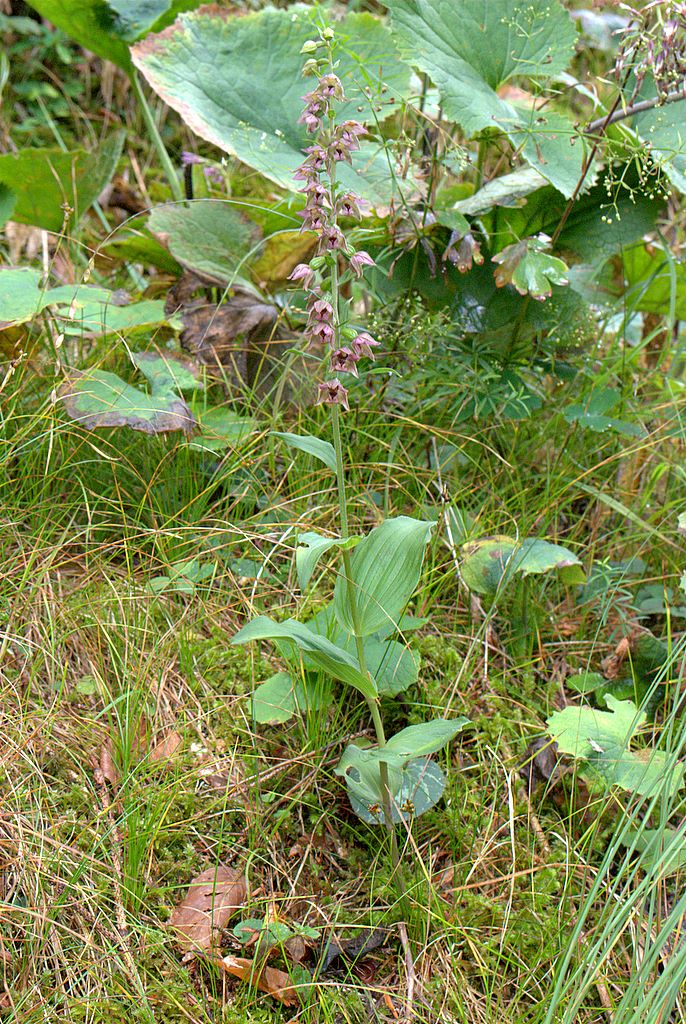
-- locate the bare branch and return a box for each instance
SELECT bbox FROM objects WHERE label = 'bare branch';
[584,86,686,136]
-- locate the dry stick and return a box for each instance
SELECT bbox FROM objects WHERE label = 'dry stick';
[583,86,686,136]
[397,921,416,1020]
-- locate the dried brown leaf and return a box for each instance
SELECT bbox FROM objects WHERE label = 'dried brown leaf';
[170,865,247,953]
[217,955,299,1006]
[149,730,182,764]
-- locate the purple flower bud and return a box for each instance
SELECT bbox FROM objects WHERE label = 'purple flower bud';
[298,207,326,232]
[330,347,360,377]
[308,321,335,345]
[322,226,345,250]
[307,297,334,322]
[351,332,380,359]
[181,151,202,166]
[329,140,352,164]
[318,74,345,100]
[316,378,349,410]
[299,111,321,134]
[349,250,375,277]
[305,145,327,170]
[336,192,362,218]
[299,181,328,203]
[288,263,316,289]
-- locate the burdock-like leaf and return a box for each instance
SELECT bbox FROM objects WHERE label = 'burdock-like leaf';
[149,201,261,283]
[132,6,411,203]
[389,0,584,196]
[492,236,569,299]
[60,353,200,434]
[461,536,585,596]
[0,134,123,231]
[547,695,684,797]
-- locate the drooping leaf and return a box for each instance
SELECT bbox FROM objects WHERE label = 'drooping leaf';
[304,607,421,696]
[0,269,177,334]
[461,536,585,596]
[389,0,584,196]
[26,0,203,66]
[492,236,569,300]
[272,432,337,474]
[295,532,361,591]
[332,517,434,637]
[563,387,643,437]
[361,638,420,697]
[231,616,377,700]
[547,695,684,797]
[148,201,261,283]
[132,6,412,203]
[385,717,470,759]
[59,353,199,434]
[0,134,124,231]
[450,167,548,217]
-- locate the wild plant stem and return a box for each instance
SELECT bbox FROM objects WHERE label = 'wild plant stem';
[131,72,184,204]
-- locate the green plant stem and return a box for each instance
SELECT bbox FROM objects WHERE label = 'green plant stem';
[131,72,184,204]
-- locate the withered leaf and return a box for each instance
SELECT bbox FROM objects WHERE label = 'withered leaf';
[149,730,182,764]
[217,955,300,1006]
[170,865,247,953]
[319,927,387,973]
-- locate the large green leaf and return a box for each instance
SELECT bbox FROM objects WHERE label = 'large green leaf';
[461,536,585,596]
[132,6,412,202]
[563,388,643,437]
[148,201,261,283]
[333,517,434,637]
[385,718,469,758]
[389,0,584,196]
[492,236,569,300]
[107,0,203,42]
[547,695,684,797]
[231,616,378,700]
[0,134,123,231]
[304,606,420,696]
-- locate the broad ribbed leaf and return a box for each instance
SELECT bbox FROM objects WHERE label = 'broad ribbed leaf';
[132,6,411,202]
[251,672,330,725]
[232,616,377,700]
[389,0,584,196]
[333,516,434,636]
[148,201,261,282]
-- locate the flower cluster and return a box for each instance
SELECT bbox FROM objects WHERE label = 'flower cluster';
[287,44,380,412]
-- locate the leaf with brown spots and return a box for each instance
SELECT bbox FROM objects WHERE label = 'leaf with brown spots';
[170,865,247,953]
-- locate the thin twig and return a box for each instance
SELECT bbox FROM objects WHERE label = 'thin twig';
[584,86,686,135]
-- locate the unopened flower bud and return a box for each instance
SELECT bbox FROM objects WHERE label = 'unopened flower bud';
[350,332,380,359]
[300,40,319,54]
[349,250,375,277]
[288,263,316,289]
